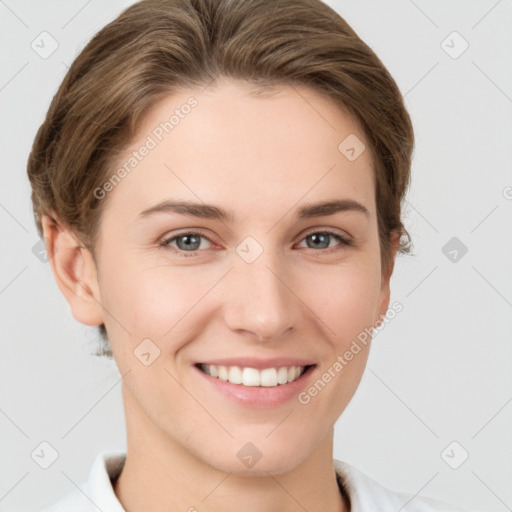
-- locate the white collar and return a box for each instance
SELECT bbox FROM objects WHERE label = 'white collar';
[43,450,471,512]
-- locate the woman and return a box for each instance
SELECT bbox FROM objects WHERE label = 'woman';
[27,0,475,510]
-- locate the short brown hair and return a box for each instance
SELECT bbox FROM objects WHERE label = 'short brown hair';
[27,0,414,358]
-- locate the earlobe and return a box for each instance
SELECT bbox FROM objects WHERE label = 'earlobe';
[41,213,104,327]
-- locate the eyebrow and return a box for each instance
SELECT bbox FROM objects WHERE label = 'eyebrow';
[137,198,370,222]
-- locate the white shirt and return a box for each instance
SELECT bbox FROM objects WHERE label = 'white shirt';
[41,451,475,512]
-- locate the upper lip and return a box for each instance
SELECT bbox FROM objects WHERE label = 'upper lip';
[196,358,316,370]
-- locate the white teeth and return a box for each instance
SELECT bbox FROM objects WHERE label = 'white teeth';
[228,366,243,384]
[242,367,260,386]
[260,368,277,387]
[218,365,229,381]
[277,366,289,384]
[200,364,307,387]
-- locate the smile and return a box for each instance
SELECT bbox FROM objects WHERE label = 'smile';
[198,363,311,387]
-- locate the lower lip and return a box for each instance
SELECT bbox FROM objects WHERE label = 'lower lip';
[193,365,316,408]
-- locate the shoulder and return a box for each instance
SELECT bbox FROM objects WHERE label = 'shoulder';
[334,459,475,512]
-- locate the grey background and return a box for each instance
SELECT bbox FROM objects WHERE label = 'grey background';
[1,1,511,511]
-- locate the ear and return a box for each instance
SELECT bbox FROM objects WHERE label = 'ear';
[376,230,401,326]
[41,213,104,327]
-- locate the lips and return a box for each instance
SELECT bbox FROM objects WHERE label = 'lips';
[193,361,317,408]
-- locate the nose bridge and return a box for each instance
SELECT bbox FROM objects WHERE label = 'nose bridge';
[225,246,297,341]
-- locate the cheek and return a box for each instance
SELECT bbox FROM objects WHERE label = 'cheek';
[98,240,382,354]
[99,257,216,340]
[304,258,382,341]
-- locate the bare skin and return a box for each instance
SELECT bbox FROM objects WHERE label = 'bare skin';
[43,76,399,512]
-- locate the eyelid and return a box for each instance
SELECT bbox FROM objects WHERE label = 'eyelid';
[159,229,215,247]
[159,226,354,255]
[298,226,353,244]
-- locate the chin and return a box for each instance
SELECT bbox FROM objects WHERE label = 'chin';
[199,438,312,477]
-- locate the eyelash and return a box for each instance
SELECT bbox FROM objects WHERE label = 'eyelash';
[159,229,353,258]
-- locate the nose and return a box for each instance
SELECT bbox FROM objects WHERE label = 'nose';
[222,252,300,342]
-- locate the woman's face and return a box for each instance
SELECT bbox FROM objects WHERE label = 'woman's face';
[89,77,394,474]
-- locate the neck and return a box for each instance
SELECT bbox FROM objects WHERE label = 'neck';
[113,390,349,512]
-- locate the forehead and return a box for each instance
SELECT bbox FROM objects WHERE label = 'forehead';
[104,77,376,222]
